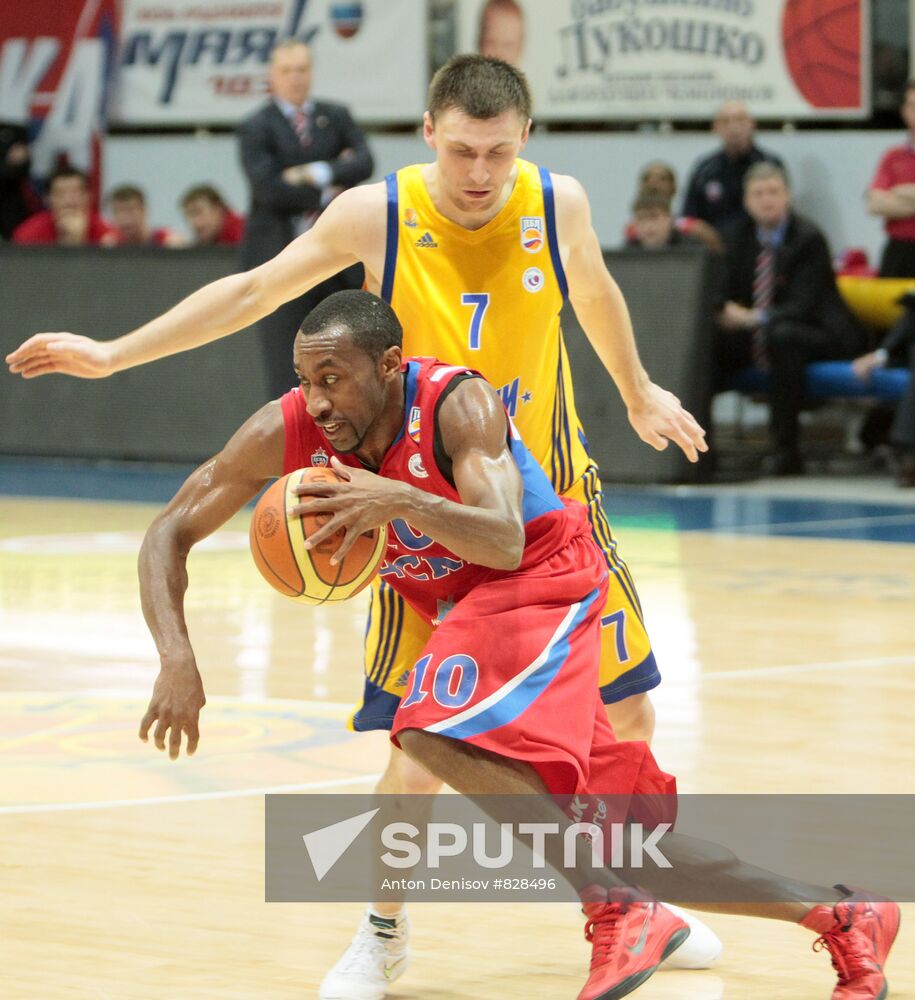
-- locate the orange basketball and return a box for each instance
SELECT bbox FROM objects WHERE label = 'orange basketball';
[249,467,387,605]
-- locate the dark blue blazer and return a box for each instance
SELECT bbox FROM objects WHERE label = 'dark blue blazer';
[237,98,373,268]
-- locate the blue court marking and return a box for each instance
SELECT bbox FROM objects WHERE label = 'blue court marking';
[2,458,914,544]
[0,457,196,504]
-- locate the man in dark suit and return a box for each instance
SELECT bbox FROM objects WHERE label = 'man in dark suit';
[682,102,784,233]
[716,162,866,475]
[238,39,373,398]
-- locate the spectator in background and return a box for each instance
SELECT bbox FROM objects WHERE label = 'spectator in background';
[627,191,701,249]
[0,121,35,240]
[180,185,244,246]
[237,38,373,399]
[477,0,525,67]
[682,101,784,233]
[866,80,915,277]
[12,165,116,246]
[625,161,722,252]
[715,163,866,476]
[109,185,183,247]
[853,295,915,486]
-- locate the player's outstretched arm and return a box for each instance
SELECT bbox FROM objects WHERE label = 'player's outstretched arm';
[5,184,380,380]
[294,380,526,570]
[556,174,708,463]
[138,402,284,759]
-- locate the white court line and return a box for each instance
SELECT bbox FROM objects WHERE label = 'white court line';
[5,656,914,814]
[703,653,915,682]
[0,691,356,712]
[0,772,382,816]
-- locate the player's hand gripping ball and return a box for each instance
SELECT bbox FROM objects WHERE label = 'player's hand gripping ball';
[250,467,387,604]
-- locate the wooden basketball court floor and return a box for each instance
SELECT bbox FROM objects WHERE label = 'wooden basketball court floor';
[1,460,914,999]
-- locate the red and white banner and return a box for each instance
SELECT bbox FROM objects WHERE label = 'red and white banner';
[0,0,118,182]
[111,0,427,125]
[0,0,873,136]
[460,0,871,121]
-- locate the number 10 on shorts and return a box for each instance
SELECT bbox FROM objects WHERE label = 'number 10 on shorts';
[402,653,480,709]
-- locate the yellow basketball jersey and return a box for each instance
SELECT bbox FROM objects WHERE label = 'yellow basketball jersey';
[381,158,590,493]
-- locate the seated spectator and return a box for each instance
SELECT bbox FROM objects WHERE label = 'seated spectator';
[0,120,36,240]
[852,293,915,486]
[866,80,915,277]
[715,162,866,475]
[12,165,116,246]
[683,101,784,233]
[180,185,244,245]
[108,185,183,247]
[624,161,722,252]
[627,191,701,249]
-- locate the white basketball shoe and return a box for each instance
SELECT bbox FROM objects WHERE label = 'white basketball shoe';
[657,904,723,969]
[319,909,410,1000]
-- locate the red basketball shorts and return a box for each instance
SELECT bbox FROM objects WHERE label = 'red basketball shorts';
[391,530,675,802]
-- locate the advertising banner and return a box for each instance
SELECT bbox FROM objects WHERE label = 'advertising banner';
[0,0,118,179]
[112,0,428,125]
[461,0,871,121]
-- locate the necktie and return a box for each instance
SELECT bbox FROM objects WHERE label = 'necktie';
[292,109,311,147]
[751,244,775,369]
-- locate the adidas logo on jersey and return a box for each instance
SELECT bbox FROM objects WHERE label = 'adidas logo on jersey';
[415,231,438,248]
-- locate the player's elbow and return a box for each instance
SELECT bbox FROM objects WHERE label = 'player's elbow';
[141,512,192,563]
[490,522,525,571]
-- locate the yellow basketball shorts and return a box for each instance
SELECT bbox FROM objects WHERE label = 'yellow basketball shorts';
[351,462,660,731]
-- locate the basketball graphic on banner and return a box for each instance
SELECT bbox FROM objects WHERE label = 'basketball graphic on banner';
[781,0,861,109]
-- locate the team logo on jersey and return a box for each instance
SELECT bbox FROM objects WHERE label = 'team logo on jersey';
[415,231,438,248]
[408,406,422,442]
[520,216,544,253]
[433,596,456,625]
[522,266,544,293]
[403,208,418,228]
[311,447,329,466]
[408,453,429,479]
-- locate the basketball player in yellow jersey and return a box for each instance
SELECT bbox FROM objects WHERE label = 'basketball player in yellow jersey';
[8,55,719,991]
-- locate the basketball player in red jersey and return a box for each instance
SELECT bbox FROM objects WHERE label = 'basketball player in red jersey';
[10,55,715,982]
[136,292,899,1000]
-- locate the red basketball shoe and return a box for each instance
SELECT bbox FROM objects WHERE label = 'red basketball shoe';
[577,890,690,1000]
[801,885,901,1000]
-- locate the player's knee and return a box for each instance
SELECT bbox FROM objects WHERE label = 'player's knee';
[605,693,656,743]
[380,737,444,795]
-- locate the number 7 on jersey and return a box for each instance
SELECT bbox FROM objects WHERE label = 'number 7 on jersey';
[461,292,490,350]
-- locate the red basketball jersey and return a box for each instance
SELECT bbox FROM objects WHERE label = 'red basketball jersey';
[281,357,594,626]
